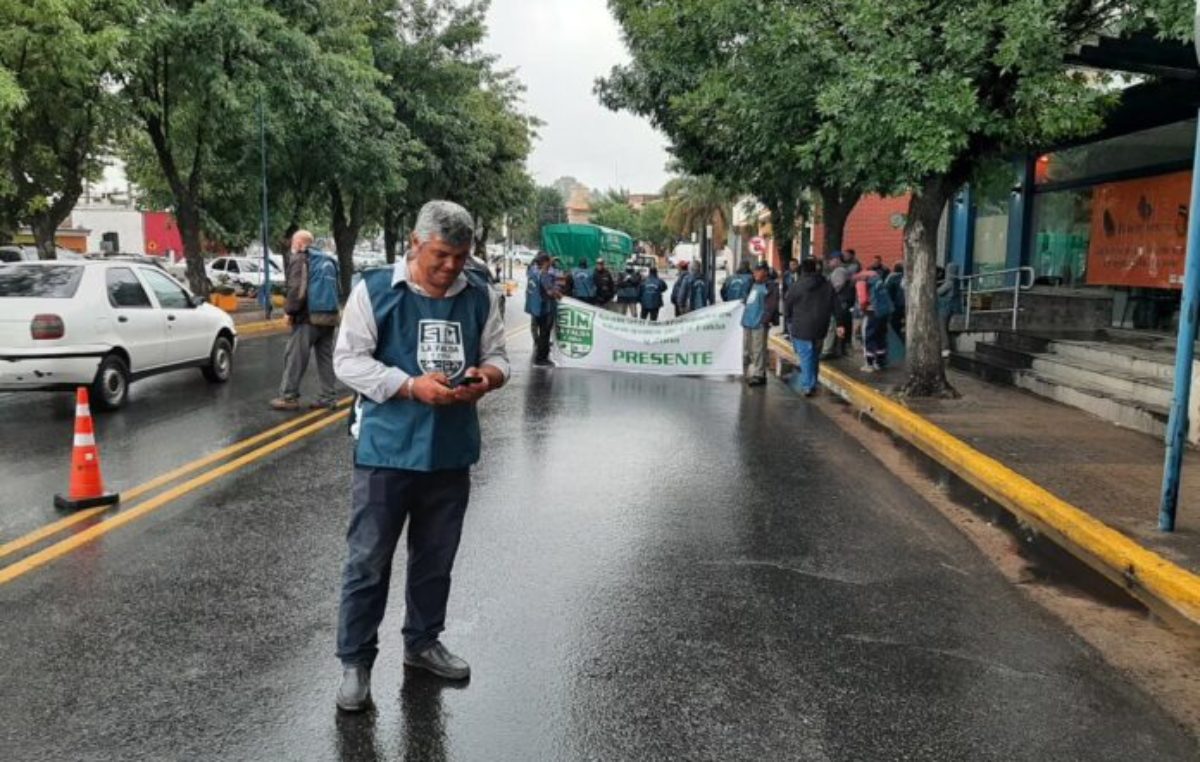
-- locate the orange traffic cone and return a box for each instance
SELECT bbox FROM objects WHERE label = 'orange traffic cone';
[53,387,120,511]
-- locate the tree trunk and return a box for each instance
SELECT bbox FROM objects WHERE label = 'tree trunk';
[176,202,209,297]
[818,186,855,257]
[32,218,60,260]
[330,183,362,298]
[474,222,490,261]
[383,207,401,264]
[29,179,83,261]
[901,175,957,398]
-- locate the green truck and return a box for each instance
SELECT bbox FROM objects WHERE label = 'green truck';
[540,223,634,270]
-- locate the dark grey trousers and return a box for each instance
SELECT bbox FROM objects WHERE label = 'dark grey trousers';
[279,322,336,402]
[336,467,471,667]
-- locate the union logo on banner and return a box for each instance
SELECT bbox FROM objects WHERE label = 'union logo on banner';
[555,304,595,359]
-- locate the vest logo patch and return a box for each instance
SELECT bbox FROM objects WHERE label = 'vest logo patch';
[418,320,466,378]
[555,304,594,359]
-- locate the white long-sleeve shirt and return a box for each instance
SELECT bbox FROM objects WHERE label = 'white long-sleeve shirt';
[333,258,510,404]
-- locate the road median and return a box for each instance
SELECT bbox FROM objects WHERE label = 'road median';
[769,335,1200,630]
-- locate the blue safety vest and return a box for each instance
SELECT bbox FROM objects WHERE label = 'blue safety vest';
[572,268,596,299]
[689,277,710,311]
[355,269,490,472]
[742,282,767,329]
[724,273,751,302]
[525,267,543,317]
[640,276,666,310]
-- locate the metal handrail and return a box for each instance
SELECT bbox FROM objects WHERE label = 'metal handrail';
[962,266,1035,331]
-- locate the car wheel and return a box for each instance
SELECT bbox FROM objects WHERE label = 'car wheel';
[201,335,234,383]
[91,354,130,411]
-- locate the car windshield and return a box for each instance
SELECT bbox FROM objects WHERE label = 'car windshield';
[0,265,85,298]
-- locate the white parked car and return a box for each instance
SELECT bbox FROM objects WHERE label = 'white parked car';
[0,260,237,409]
[206,256,285,295]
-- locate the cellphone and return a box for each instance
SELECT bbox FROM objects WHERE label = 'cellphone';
[460,376,484,386]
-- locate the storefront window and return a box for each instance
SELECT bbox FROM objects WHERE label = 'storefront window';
[1031,188,1092,286]
[972,161,1013,289]
[1036,119,1197,187]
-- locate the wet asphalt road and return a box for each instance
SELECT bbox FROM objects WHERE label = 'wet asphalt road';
[1,312,1197,760]
[0,331,331,540]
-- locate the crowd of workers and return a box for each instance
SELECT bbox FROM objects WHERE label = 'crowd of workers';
[523,247,964,384]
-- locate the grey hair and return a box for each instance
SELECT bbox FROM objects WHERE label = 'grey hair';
[413,200,474,249]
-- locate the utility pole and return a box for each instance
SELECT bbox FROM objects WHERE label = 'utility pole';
[257,95,272,320]
[1157,2,1200,532]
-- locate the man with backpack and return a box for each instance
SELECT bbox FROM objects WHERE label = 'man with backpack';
[689,265,712,312]
[271,229,340,411]
[855,270,894,372]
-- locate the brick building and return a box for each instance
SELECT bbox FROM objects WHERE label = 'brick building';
[811,194,911,266]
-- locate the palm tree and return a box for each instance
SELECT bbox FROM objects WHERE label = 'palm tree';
[661,175,735,250]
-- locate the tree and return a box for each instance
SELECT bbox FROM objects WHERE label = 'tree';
[599,0,864,264]
[635,199,675,256]
[116,0,322,294]
[589,188,638,235]
[0,0,123,257]
[512,185,565,247]
[808,1,1182,396]
[661,175,733,250]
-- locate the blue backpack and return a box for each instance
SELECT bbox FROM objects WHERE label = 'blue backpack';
[869,276,894,319]
[572,269,596,299]
[306,249,340,313]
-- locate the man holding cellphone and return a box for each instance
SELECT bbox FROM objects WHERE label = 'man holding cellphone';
[331,200,509,712]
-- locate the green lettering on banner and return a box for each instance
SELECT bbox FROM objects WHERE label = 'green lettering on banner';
[610,350,716,367]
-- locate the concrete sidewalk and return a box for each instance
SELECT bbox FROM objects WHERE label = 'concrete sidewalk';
[831,361,1200,575]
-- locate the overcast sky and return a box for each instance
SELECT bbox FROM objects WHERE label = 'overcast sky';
[484,0,673,195]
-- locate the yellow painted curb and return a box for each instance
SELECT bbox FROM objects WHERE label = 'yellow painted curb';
[769,335,1200,629]
[235,317,289,337]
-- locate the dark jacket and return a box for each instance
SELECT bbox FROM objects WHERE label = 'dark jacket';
[284,250,309,324]
[784,273,839,341]
[594,267,616,304]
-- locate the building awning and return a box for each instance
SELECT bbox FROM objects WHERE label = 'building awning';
[1066,31,1198,81]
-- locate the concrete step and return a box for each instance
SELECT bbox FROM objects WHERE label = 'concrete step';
[1029,353,1174,410]
[973,339,1174,409]
[975,341,1035,370]
[1014,370,1170,441]
[949,351,1020,385]
[992,331,1052,354]
[1048,339,1182,384]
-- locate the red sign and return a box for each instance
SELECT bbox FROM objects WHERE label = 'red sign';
[1087,170,1191,289]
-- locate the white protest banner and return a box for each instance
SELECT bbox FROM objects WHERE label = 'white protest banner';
[551,297,745,376]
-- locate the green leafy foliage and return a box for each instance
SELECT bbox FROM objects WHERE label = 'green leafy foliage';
[0,0,126,253]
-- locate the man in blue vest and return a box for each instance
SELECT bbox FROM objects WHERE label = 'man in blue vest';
[331,200,510,712]
[742,262,779,386]
[525,257,544,346]
[571,259,597,303]
[533,253,562,365]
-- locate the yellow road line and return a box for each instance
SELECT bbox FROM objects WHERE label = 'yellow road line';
[768,334,1200,629]
[0,398,351,561]
[1,324,526,566]
[0,409,350,586]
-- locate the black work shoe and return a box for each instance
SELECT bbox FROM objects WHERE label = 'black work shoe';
[404,642,471,681]
[336,665,372,712]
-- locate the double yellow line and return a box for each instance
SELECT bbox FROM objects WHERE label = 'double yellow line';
[0,322,529,586]
[0,400,351,585]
